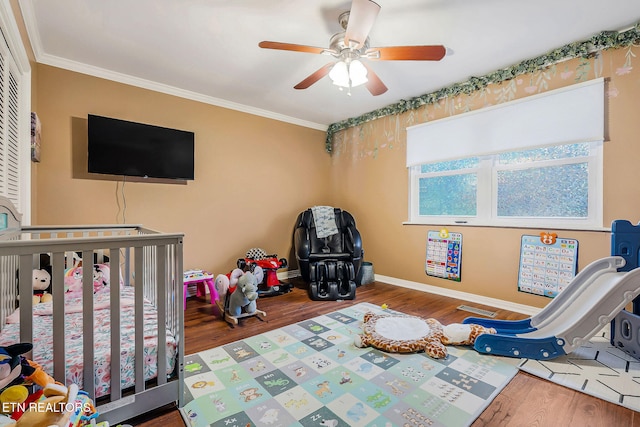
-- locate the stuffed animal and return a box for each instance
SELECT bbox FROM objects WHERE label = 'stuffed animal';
[63,263,112,295]
[227,272,259,317]
[252,266,264,285]
[0,359,57,407]
[32,269,52,305]
[13,383,79,427]
[214,268,244,300]
[0,342,94,426]
[0,343,35,393]
[0,343,41,420]
[354,312,497,359]
[23,360,57,389]
[1,382,97,427]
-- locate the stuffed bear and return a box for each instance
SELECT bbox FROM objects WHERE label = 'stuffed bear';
[227,272,259,317]
[31,269,52,304]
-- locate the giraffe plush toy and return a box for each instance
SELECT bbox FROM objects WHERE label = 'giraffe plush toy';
[354,312,496,359]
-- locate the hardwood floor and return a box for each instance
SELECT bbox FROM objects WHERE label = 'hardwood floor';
[129,279,639,427]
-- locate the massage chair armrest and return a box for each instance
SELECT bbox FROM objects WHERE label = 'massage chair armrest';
[339,210,362,259]
[294,226,311,260]
[344,225,363,259]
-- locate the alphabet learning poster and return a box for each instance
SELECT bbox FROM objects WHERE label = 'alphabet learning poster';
[518,234,579,298]
[425,229,462,281]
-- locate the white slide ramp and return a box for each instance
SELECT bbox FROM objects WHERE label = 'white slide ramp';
[468,256,640,359]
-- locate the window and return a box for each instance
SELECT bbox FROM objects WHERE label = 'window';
[409,142,602,228]
[0,3,31,218]
[406,79,605,229]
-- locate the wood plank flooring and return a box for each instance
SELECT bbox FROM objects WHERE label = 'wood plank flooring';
[129,279,639,427]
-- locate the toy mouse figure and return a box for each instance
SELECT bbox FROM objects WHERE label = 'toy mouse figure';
[32,268,52,304]
[0,343,34,392]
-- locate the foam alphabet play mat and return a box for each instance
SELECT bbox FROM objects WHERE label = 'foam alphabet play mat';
[180,302,519,427]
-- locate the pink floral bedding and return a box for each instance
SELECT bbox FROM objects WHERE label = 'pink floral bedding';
[0,287,177,398]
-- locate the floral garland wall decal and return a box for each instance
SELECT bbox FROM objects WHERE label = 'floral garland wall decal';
[325,22,640,153]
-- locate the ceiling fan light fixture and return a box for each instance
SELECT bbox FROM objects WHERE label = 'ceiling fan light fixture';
[329,61,350,87]
[349,59,368,86]
[329,59,368,90]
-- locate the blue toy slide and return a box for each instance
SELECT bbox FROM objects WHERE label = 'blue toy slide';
[463,256,640,360]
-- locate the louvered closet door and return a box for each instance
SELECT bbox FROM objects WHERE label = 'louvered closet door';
[0,1,31,218]
[0,35,22,211]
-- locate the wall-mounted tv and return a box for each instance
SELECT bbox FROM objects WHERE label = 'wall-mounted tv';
[88,114,195,180]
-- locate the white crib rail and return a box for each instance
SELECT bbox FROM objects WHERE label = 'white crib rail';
[0,225,184,425]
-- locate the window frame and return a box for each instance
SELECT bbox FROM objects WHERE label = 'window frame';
[408,141,604,230]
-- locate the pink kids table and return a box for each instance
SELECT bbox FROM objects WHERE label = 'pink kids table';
[183,270,218,310]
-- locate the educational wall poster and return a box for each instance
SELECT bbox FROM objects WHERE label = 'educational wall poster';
[425,229,462,281]
[518,233,579,298]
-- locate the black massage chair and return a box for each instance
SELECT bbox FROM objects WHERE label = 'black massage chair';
[293,207,363,300]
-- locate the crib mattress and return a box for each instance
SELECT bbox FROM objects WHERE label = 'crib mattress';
[0,287,177,398]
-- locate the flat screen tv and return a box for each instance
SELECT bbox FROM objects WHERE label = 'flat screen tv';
[88,114,195,180]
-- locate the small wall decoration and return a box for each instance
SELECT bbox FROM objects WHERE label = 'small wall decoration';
[425,229,462,281]
[518,233,579,298]
[31,112,41,162]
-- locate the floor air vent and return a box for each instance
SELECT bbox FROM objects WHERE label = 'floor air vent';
[457,305,497,318]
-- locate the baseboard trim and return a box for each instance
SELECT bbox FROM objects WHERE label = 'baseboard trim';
[374,274,541,316]
[280,269,301,280]
[280,269,539,316]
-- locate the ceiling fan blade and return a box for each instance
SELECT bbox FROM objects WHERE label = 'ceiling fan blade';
[344,0,381,49]
[366,45,447,61]
[294,62,336,90]
[259,41,327,55]
[362,63,387,96]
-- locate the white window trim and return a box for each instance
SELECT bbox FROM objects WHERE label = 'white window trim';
[0,2,31,222]
[407,141,604,230]
[405,78,606,230]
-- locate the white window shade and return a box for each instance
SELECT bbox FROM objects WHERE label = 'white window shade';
[406,78,605,167]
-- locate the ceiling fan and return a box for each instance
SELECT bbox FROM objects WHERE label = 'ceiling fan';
[258,0,446,96]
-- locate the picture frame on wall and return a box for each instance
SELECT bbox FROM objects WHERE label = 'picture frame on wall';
[31,112,41,162]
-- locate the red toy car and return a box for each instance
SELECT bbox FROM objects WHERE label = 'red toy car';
[237,248,292,297]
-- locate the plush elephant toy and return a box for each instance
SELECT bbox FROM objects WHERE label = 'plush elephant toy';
[214,268,244,300]
[227,272,259,317]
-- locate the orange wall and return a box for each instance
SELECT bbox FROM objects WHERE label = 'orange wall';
[30,46,640,308]
[32,65,331,273]
[329,47,640,308]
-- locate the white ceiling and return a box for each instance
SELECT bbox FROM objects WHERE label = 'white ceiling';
[17,0,640,130]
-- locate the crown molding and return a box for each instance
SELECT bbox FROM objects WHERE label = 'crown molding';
[17,0,327,132]
[39,53,328,131]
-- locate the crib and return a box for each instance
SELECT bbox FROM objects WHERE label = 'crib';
[0,196,184,424]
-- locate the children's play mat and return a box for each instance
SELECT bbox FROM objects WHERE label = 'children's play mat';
[180,302,519,427]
